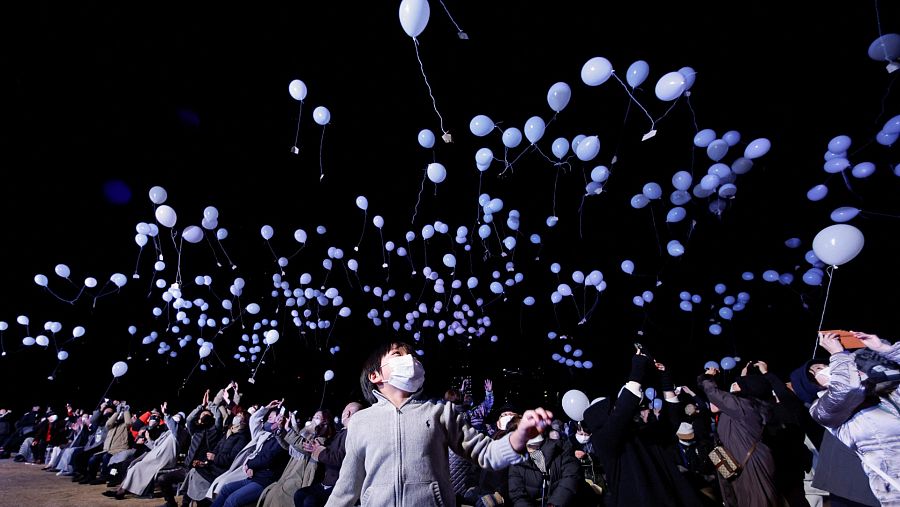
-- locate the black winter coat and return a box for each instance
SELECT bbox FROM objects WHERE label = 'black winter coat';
[508,438,583,507]
[582,388,703,507]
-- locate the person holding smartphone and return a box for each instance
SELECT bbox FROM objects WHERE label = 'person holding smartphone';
[810,331,900,505]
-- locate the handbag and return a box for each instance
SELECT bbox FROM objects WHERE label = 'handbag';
[708,440,759,480]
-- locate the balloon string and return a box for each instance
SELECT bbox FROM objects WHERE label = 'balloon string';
[437,0,467,37]
[413,38,447,136]
[612,74,654,130]
[133,246,144,278]
[551,168,561,218]
[205,234,223,268]
[379,229,388,269]
[293,101,304,150]
[649,206,663,257]
[98,377,116,408]
[318,380,328,411]
[412,169,427,224]
[812,265,836,358]
[653,98,681,126]
[355,211,367,251]
[862,209,900,219]
[406,241,417,274]
[686,93,700,133]
[174,232,184,286]
[875,71,898,125]
[319,125,327,182]
[217,238,237,269]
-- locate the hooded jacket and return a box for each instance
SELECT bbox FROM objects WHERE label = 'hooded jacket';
[325,390,524,507]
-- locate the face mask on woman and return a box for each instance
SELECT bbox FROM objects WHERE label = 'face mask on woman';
[576,434,590,444]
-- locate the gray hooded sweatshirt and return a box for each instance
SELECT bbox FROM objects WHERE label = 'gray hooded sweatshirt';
[326,391,524,507]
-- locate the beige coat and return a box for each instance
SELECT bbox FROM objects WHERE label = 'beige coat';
[103,409,132,455]
[257,428,323,507]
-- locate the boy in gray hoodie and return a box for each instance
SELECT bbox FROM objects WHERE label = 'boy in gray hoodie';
[325,341,552,507]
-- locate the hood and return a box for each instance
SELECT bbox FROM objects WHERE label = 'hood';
[581,398,611,433]
[789,359,827,405]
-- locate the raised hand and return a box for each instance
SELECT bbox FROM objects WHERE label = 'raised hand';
[853,331,891,353]
[484,379,493,392]
[754,361,768,374]
[818,332,844,355]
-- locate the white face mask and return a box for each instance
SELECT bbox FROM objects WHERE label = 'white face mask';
[527,435,544,446]
[575,434,590,444]
[48,415,58,423]
[312,416,323,426]
[497,414,514,431]
[383,354,425,393]
[814,366,831,386]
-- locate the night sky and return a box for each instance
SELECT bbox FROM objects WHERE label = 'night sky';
[1,1,898,418]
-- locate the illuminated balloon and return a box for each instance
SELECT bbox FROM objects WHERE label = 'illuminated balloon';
[148,186,168,205]
[324,370,335,381]
[581,56,613,86]
[812,224,864,266]
[112,361,129,378]
[654,71,686,101]
[417,129,435,149]
[547,82,572,112]
[469,115,494,137]
[313,106,331,125]
[288,79,307,101]
[398,0,430,38]
[626,60,650,88]
[427,163,447,184]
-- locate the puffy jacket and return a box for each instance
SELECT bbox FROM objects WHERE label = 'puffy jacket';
[508,438,582,507]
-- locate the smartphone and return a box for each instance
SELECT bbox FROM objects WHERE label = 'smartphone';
[820,330,865,349]
[279,407,286,416]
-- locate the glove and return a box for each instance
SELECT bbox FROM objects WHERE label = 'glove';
[628,355,651,383]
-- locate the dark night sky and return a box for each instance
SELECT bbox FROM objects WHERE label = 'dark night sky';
[0,2,898,417]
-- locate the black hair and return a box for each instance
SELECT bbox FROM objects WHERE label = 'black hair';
[359,341,416,404]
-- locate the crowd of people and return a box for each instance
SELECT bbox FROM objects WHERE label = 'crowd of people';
[0,330,898,507]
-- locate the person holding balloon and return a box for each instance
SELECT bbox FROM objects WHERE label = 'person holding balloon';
[581,350,703,507]
[324,341,554,507]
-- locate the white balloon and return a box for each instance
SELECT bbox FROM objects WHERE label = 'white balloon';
[581,56,613,86]
[654,71,687,101]
[111,361,129,378]
[417,129,435,149]
[111,273,127,288]
[73,326,85,338]
[55,264,71,278]
[36,335,49,347]
[182,226,203,244]
[398,0,430,38]
[575,135,600,161]
[324,369,335,381]
[57,351,69,361]
[84,277,97,288]
[562,389,590,421]
[246,303,261,315]
[812,224,865,266]
[148,185,168,205]
[427,163,447,184]
[469,115,494,137]
[313,106,331,125]
[261,225,274,240]
[288,79,308,101]
[547,82,572,112]
[155,204,177,228]
[34,274,48,287]
[135,233,148,247]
